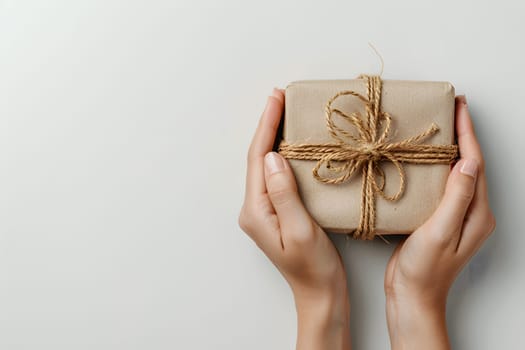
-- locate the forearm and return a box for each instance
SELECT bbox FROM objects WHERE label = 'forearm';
[294,288,351,350]
[386,297,449,350]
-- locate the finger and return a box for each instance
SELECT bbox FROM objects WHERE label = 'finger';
[454,96,495,254]
[455,96,483,165]
[455,180,496,258]
[245,89,285,197]
[455,200,496,259]
[455,96,490,205]
[422,158,478,247]
[272,88,285,103]
[264,152,314,244]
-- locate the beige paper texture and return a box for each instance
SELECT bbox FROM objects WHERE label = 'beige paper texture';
[281,79,455,234]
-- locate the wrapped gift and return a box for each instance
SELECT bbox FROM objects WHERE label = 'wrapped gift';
[278,75,458,239]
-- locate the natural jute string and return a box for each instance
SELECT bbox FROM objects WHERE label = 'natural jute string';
[278,75,458,240]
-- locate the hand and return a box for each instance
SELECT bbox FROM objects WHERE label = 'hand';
[384,96,496,350]
[239,89,351,350]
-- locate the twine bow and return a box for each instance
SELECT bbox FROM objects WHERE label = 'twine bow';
[278,75,458,240]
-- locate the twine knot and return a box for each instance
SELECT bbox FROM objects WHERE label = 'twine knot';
[278,75,458,240]
[359,143,381,161]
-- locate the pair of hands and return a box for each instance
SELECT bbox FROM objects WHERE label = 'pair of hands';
[238,89,495,350]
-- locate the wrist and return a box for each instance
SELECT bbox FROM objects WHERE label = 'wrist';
[294,287,351,350]
[386,294,449,350]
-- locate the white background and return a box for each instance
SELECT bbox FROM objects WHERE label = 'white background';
[2,0,524,349]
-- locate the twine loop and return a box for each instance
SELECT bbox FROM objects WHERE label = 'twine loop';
[278,75,458,240]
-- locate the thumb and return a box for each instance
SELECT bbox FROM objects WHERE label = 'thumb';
[425,158,479,239]
[264,152,313,235]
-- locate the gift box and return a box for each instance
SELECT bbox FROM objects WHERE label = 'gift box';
[277,76,458,239]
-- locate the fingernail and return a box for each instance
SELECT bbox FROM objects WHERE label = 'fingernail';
[460,158,478,178]
[265,152,285,175]
[458,95,467,105]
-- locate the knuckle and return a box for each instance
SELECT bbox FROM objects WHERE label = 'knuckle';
[238,205,256,233]
[287,222,317,246]
[477,157,486,172]
[383,266,396,297]
[384,279,396,299]
[469,208,496,238]
[267,180,296,206]
[455,182,475,203]
[486,212,497,235]
[458,190,475,204]
[237,212,249,233]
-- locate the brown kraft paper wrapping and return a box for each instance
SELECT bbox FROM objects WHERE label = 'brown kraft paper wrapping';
[279,78,456,236]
